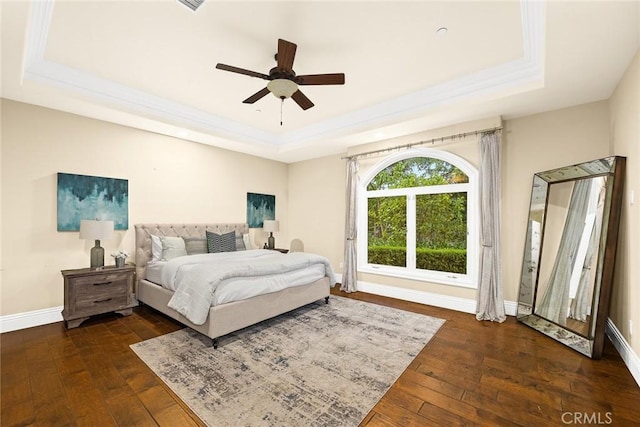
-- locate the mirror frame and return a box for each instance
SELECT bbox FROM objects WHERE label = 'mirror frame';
[517,156,626,358]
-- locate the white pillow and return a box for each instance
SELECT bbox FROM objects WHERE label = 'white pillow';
[242,233,253,250]
[150,235,162,261]
[159,236,187,260]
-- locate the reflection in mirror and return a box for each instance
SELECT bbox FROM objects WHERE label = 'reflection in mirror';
[517,156,625,359]
[534,177,606,337]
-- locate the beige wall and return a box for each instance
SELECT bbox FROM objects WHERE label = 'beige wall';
[609,51,639,356]
[289,103,611,306]
[0,99,289,316]
[0,100,3,296]
[288,154,346,267]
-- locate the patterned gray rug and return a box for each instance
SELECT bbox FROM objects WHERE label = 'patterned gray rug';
[131,296,444,427]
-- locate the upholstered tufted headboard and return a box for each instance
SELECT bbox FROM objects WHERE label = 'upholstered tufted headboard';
[134,223,249,283]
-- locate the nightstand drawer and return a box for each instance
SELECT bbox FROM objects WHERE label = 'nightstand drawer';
[74,278,130,313]
[70,271,130,287]
[74,293,130,316]
[73,275,129,297]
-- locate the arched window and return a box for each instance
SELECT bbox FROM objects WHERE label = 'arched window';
[358,149,479,288]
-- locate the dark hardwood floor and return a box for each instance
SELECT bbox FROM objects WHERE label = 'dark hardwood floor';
[2,288,639,426]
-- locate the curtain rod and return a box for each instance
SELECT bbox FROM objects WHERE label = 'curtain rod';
[342,126,503,161]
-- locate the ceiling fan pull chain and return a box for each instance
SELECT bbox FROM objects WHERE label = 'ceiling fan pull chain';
[280,98,284,126]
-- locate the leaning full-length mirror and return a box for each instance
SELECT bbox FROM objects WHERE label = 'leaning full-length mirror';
[517,156,625,358]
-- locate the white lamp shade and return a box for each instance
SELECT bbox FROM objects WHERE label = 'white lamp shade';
[79,219,114,241]
[267,79,298,99]
[263,220,280,233]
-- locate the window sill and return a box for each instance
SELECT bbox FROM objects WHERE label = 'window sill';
[358,265,477,289]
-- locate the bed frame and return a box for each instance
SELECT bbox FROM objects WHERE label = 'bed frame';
[134,223,331,347]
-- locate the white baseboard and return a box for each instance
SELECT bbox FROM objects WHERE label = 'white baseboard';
[606,318,640,387]
[335,274,518,316]
[358,280,478,313]
[0,306,64,333]
[504,300,518,316]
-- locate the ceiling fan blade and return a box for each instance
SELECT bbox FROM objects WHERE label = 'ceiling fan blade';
[216,63,269,80]
[243,87,271,104]
[296,73,345,85]
[291,89,314,110]
[277,39,297,71]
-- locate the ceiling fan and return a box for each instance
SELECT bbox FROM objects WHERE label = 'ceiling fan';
[215,39,345,111]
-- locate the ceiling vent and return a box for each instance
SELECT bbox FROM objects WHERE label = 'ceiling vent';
[177,0,204,12]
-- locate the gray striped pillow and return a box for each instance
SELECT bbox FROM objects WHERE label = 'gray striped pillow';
[182,237,207,255]
[206,231,236,253]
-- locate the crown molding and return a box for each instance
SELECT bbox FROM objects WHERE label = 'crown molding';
[23,0,545,157]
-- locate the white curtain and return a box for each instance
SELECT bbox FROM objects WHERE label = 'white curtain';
[569,222,598,322]
[341,159,359,293]
[569,178,605,321]
[476,132,506,322]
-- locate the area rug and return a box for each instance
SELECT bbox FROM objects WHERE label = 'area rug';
[131,296,445,427]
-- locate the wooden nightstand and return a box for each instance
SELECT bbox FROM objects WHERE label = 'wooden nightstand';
[271,248,289,254]
[61,265,136,328]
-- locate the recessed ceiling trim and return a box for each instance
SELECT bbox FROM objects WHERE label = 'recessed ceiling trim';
[521,0,546,67]
[23,0,54,69]
[23,0,545,153]
[24,59,276,146]
[277,54,544,150]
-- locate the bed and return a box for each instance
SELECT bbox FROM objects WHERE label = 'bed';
[134,223,334,347]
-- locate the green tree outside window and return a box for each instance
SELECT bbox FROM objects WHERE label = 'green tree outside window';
[367,157,468,274]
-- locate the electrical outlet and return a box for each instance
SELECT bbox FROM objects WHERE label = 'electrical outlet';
[339,262,344,269]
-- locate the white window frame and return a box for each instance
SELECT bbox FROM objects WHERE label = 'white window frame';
[357,148,479,289]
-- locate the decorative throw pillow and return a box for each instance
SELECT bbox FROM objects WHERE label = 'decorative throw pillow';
[150,235,163,261]
[159,236,187,260]
[206,231,236,253]
[242,233,252,250]
[235,234,246,251]
[182,237,207,255]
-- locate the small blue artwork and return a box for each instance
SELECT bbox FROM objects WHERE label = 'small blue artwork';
[246,192,275,228]
[57,172,129,231]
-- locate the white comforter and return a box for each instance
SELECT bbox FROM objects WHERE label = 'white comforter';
[164,250,337,325]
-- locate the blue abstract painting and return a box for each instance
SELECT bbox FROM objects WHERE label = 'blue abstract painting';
[57,173,129,231]
[246,192,275,228]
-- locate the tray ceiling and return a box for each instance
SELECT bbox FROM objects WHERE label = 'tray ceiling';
[2,1,638,162]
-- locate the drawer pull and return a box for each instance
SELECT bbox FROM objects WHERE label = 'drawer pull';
[93,298,113,304]
[93,281,112,286]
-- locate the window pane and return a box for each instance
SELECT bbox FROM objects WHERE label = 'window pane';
[368,196,406,267]
[416,193,467,274]
[367,157,468,191]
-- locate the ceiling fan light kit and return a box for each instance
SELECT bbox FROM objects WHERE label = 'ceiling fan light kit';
[216,38,345,112]
[267,79,298,99]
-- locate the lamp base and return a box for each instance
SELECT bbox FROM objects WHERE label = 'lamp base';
[90,240,105,269]
[268,233,275,250]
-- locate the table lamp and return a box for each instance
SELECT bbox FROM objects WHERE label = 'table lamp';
[79,219,114,268]
[263,220,279,250]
